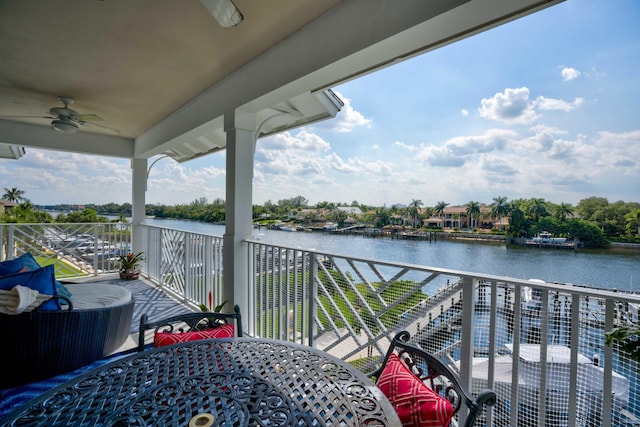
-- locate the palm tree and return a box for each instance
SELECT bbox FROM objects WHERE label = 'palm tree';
[527,198,548,221]
[434,201,449,229]
[2,187,26,203]
[491,196,509,231]
[553,202,574,222]
[466,201,481,229]
[407,199,423,228]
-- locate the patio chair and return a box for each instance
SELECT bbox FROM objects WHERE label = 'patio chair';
[137,304,242,351]
[369,331,496,427]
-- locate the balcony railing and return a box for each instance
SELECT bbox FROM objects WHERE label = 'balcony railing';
[1,222,131,278]
[3,222,640,426]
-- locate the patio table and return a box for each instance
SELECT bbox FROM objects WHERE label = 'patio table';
[0,337,401,426]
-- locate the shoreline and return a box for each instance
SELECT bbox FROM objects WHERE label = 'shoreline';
[309,226,640,252]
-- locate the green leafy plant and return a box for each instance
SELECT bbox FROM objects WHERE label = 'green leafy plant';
[118,252,145,272]
[199,300,227,313]
[605,325,640,362]
[198,300,228,329]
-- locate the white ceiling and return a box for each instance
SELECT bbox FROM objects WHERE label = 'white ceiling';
[0,0,563,162]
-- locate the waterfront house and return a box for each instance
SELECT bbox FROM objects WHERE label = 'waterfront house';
[0,200,17,217]
[4,2,637,426]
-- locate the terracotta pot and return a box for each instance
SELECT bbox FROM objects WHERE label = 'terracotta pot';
[119,270,140,280]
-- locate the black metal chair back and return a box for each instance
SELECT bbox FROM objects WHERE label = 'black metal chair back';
[369,331,496,427]
[137,304,242,351]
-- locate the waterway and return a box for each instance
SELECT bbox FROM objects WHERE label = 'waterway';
[145,218,640,292]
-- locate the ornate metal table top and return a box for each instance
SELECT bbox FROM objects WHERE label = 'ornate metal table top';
[1,338,401,426]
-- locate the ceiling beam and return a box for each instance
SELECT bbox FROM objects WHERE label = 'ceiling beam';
[0,119,134,158]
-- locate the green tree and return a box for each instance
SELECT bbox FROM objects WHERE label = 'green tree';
[407,199,423,228]
[434,201,449,229]
[2,187,26,203]
[526,198,548,221]
[57,208,108,223]
[576,197,609,221]
[565,219,608,248]
[491,196,509,231]
[466,201,481,229]
[373,207,390,228]
[625,209,640,237]
[327,209,347,225]
[553,202,574,222]
[507,203,528,237]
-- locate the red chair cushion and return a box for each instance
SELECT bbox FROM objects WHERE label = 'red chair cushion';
[377,353,454,427]
[153,324,234,347]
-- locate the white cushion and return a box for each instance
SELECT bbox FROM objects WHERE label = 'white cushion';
[64,284,132,309]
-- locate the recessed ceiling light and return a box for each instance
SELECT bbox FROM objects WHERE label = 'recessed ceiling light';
[200,0,243,28]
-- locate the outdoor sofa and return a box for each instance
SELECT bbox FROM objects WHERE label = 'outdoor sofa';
[0,253,134,388]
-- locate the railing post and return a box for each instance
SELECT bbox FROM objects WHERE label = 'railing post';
[308,253,318,348]
[602,298,614,427]
[567,295,581,427]
[92,223,99,276]
[7,225,15,259]
[184,232,193,304]
[458,274,475,425]
[0,224,4,261]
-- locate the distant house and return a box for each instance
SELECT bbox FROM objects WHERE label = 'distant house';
[288,208,329,222]
[439,204,501,229]
[336,206,363,216]
[0,200,17,216]
[423,217,443,228]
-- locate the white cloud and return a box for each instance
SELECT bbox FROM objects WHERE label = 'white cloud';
[536,96,583,112]
[392,141,418,152]
[417,129,518,167]
[330,91,373,133]
[461,109,469,116]
[479,87,539,124]
[561,67,581,81]
[479,87,583,125]
[259,130,331,153]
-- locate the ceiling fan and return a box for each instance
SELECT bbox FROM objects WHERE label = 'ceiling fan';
[1,96,119,134]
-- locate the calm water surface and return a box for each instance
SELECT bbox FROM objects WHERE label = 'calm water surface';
[146,218,640,291]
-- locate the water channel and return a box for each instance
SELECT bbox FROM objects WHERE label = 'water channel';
[145,218,640,292]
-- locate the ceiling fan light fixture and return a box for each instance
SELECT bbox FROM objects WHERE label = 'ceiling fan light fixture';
[200,0,243,28]
[52,118,78,134]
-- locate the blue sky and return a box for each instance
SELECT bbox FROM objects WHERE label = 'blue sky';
[2,0,639,208]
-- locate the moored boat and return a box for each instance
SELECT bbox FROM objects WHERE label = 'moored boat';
[459,343,630,426]
[525,231,576,249]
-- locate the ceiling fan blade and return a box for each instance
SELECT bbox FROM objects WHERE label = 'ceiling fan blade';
[0,114,55,119]
[79,121,120,135]
[73,113,103,122]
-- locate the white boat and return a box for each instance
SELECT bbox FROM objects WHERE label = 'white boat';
[322,222,338,231]
[527,231,571,245]
[460,343,630,425]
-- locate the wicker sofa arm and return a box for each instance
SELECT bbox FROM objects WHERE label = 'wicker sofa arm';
[0,286,134,388]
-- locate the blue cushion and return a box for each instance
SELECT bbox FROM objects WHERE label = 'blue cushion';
[0,253,71,303]
[0,265,60,310]
[0,256,25,276]
[0,252,40,276]
[20,252,41,271]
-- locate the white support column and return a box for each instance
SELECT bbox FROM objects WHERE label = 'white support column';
[131,158,147,255]
[223,109,256,318]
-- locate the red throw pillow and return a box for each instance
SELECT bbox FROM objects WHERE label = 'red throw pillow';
[153,324,234,347]
[377,353,454,427]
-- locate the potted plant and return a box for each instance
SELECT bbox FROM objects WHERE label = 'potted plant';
[118,252,145,280]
